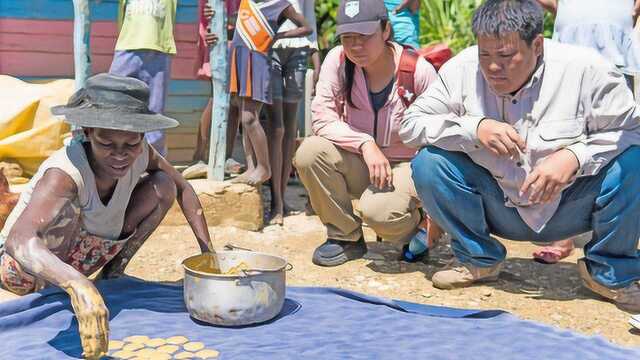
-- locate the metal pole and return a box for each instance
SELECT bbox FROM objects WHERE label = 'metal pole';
[72,0,91,89]
[207,0,230,181]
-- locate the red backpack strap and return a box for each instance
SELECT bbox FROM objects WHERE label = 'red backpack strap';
[397,45,420,108]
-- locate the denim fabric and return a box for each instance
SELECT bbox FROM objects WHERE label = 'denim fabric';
[110,49,171,156]
[412,146,640,288]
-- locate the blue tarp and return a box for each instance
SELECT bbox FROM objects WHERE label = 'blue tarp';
[0,277,637,359]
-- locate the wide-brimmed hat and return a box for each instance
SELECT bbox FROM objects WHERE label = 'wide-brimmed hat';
[51,73,179,133]
[335,0,389,37]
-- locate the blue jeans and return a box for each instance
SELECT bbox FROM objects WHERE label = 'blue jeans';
[412,146,640,289]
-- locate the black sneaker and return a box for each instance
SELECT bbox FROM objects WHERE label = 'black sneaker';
[312,237,367,267]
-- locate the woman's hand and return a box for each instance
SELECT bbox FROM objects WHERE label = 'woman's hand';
[361,141,393,190]
[63,280,110,360]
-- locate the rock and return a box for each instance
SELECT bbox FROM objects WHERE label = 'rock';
[551,313,563,321]
[354,276,366,282]
[481,289,493,297]
[420,293,433,299]
[161,180,264,231]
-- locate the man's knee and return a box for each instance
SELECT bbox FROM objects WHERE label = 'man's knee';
[411,146,453,190]
[149,170,177,207]
[613,146,640,185]
[293,136,334,172]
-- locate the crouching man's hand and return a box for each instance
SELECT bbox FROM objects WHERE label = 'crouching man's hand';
[520,149,580,204]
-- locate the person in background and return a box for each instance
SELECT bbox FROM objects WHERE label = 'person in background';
[532,0,640,264]
[109,0,177,157]
[182,0,244,180]
[384,0,421,49]
[266,0,321,225]
[402,0,640,312]
[228,0,312,186]
[294,0,438,267]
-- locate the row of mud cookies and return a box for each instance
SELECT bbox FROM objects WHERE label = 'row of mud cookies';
[106,335,220,359]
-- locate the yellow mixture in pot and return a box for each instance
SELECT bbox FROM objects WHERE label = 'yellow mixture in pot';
[184,253,250,275]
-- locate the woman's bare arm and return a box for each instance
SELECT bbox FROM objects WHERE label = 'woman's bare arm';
[274,6,312,40]
[5,169,109,360]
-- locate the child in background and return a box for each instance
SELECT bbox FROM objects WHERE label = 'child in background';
[109,0,177,157]
[229,0,312,186]
[183,0,244,180]
[266,0,320,225]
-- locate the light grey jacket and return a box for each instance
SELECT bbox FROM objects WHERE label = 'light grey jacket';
[400,40,640,232]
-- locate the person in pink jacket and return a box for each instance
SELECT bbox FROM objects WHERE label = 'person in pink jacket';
[294,0,438,267]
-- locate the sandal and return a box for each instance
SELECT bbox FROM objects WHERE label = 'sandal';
[224,158,245,175]
[532,244,573,264]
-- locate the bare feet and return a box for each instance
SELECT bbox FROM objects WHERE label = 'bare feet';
[230,167,271,186]
[268,212,284,226]
[283,203,303,216]
[269,200,285,226]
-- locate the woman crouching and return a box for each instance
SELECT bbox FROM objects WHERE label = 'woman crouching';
[0,74,214,359]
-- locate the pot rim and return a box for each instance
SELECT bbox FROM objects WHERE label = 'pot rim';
[182,250,288,279]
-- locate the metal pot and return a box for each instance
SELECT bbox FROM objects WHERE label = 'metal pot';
[182,250,290,326]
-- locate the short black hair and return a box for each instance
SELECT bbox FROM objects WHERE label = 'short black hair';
[472,0,544,45]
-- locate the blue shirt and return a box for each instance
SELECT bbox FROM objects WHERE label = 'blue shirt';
[384,0,420,49]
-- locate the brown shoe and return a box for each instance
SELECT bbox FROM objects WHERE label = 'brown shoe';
[432,259,502,290]
[577,258,640,312]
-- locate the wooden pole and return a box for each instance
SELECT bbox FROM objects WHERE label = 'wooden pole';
[207,0,230,181]
[72,0,91,90]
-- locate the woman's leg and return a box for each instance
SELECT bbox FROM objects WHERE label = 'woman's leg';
[100,171,177,278]
[267,99,286,225]
[231,98,271,185]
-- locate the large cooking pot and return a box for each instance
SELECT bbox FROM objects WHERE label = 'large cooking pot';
[182,249,290,326]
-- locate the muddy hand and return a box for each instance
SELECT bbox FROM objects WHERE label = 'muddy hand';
[63,280,109,359]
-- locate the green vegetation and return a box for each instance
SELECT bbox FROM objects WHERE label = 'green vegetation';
[315,0,555,54]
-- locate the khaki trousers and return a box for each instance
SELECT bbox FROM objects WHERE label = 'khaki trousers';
[294,136,421,242]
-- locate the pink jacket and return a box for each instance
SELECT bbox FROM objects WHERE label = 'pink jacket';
[311,42,438,161]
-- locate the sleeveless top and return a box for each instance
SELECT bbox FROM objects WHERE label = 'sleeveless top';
[0,140,149,245]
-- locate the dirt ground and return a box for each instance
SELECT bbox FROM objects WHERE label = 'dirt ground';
[0,181,638,349]
[123,182,640,350]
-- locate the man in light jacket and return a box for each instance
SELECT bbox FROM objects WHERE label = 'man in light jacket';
[400,0,640,312]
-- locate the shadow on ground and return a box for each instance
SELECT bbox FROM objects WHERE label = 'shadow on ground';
[365,237,591,302]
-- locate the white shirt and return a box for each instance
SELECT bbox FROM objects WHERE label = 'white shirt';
[400,40,640,232]
[273,0,319,50]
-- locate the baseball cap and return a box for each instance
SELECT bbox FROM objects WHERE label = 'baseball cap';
[335,0,389,37]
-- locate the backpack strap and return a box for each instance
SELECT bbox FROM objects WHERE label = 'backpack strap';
[397,45,420,108]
